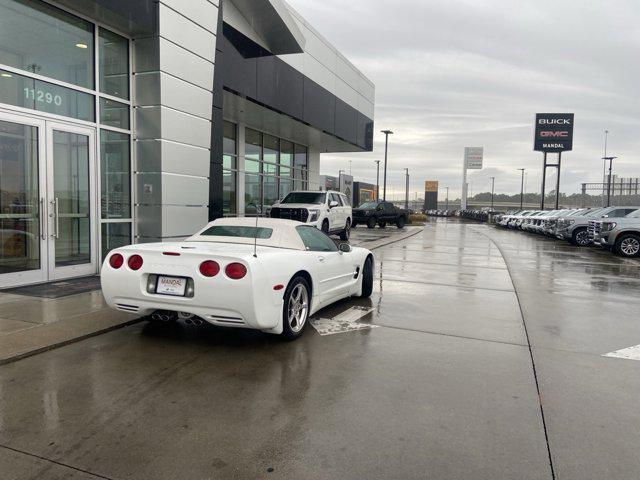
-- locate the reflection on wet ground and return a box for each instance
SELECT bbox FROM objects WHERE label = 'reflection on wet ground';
[0,219,639,479]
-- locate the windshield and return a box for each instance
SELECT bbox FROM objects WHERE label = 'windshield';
[358,202,379,209]
[281,192,326,205]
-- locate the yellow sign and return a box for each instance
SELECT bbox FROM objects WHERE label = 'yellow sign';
[424,181,439,192]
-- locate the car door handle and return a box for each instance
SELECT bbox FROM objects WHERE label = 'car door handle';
[317,256,325,263]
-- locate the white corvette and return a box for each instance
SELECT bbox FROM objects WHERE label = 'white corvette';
[100,217,374,339]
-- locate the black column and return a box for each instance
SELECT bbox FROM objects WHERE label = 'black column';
[209,1,225,220]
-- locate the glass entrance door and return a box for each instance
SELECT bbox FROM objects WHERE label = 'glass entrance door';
[0,111,97,288]
[0,114,47,286]
[46,122,97,280]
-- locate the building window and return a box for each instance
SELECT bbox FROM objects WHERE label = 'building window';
[0,68,95,122]
[242,127,308,214]
[101,222,130,260]
[98,28,129,100]
[100,130,130,219]
[0,0,95,89]
[223,121,237,215]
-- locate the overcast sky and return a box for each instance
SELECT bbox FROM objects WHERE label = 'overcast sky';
[288,0,640,199]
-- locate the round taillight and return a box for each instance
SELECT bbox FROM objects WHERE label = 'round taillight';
[109,253,124,269]
[199,260,220,277]
[225,262,247,280]
[128,254,143,271]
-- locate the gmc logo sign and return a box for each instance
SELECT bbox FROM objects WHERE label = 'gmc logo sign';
[540,131,569,138]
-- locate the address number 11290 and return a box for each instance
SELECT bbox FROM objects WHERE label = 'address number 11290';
[24,88,63,107]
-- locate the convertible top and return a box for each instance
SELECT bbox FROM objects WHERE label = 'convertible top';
[186,217,308,250]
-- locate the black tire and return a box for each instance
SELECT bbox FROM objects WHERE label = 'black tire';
[615,233,640,258]
[281,276,311,340]
[321,219,330,234]
[378,221,387,229]
[339,219,351,241]
[359,257,373,298]
[396,216,406,229]
[367,217,377,229]
[571,227,589,246]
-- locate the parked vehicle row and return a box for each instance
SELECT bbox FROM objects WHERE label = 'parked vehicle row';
[493,206,640,258]
[426,209,455,217]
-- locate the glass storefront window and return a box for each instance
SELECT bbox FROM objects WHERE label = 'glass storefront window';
[263,134,278,165]
[279,178,293,199]
[280,140,293,167]
[223,121,236,155]
[294,144,307,168]
[0,0,94,89]
[245,128,261,161]
[100,130,130,219]
[245,173,261,215]
[223,170,236,215]
[101,222,130,259]
[263,175,278,207]
[99,98,129,129]
[0,69,94,121]
[245,159,260,174]
[99,28,129,100]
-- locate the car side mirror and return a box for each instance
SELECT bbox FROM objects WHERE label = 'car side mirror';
[330,200,339,208]
[339,243,352,253]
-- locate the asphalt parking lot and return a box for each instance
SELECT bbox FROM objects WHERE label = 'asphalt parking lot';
[1,218,639,479]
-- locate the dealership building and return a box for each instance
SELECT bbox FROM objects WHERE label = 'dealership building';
[0,0,375,287]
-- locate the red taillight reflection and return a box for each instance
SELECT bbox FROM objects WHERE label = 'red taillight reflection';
[128,254,143,270]
[225,262,247,280]
[199,260,220,277]
[109,253,124,269]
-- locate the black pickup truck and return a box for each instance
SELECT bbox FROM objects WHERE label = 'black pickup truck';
[352,201,410,229]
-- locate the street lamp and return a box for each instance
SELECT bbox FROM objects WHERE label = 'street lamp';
[603,156,618,207]
[490,176,495,210]
[445,187,449,210]
[374,160,380,201]
[602,130,609,206]
[404,168,409,209]
[381,130,393,200]
[518,169,526,210]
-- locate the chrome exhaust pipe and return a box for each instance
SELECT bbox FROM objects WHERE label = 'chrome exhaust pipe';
[192,318,203,326]
[151,312,163,322]
[185,318,193,325]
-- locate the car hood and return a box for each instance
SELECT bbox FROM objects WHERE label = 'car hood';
[272,203,322,209]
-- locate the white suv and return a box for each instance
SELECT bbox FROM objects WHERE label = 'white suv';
[270,190,353,240]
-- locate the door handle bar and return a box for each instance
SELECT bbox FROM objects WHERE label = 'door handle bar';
[40,198,46,240]
[50,197,59,238]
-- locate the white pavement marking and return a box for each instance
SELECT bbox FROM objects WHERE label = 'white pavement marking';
[310,306,377,336]
[603,344,640,361]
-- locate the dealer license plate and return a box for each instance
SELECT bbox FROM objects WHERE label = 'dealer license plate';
[156,276,187,296]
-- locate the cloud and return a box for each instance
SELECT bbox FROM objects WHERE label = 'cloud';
[288,0,640,198]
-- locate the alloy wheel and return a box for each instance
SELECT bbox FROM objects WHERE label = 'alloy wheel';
[288,284,309,333]
[620,237,640,256]
[576,230,589,246]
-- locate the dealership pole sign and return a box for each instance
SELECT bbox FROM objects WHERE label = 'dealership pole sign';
[534,113,574,210]
[461,147,483,210]
[534,113,574,152]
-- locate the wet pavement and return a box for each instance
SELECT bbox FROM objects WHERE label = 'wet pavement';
[1,219,639,479]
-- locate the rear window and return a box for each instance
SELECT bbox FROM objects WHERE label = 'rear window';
[200,225,273,239]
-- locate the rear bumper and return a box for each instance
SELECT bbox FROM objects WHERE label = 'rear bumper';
[101,268,282,333]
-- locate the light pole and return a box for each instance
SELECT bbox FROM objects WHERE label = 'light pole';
[518,169,526,210]
[602,130,609,206]
[381,130,393,200]
[374,160,380,201]
[490,176,495,210]
[404,168,409,209]
[445,187,449,210]
[603,156,618,207]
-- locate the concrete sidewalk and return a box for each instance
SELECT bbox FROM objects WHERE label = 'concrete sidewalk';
[0,226,422,365]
